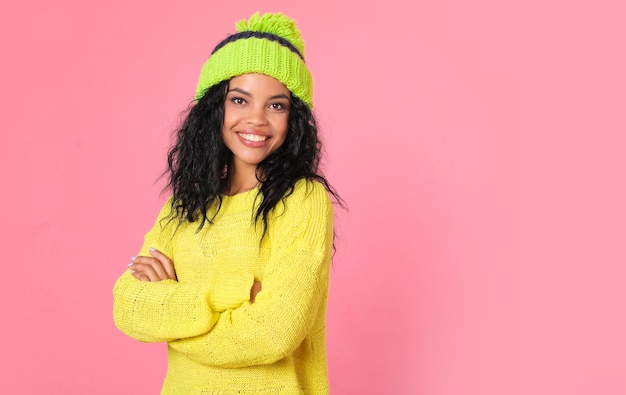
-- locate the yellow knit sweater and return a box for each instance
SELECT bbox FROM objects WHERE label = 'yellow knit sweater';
[113,179,333,394]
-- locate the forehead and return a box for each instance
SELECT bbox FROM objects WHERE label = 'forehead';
[228,73,290,95]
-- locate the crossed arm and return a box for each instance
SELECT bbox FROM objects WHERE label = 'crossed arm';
[128,247,263,302]
[113,181,333,367]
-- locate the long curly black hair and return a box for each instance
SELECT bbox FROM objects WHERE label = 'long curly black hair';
[165,79,343,236]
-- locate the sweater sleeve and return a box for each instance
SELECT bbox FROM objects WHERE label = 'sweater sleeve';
[112,199,254,343]
[168,181,334,367]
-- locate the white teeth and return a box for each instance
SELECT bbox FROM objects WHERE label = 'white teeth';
[240,133,267,142]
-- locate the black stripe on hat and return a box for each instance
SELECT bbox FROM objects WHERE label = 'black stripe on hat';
[211,31,305,61]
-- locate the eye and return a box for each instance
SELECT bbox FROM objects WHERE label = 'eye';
[230,97,246,105]
[268,102,288,111]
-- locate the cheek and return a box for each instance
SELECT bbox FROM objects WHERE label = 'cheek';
[276,112,289,133]
[222,106,236,128]
[275,119,289,146]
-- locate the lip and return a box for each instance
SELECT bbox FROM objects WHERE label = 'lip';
[236,130,270,148]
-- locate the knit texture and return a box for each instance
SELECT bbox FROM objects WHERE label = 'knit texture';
[113,179,333,394]
[195,12,314,108]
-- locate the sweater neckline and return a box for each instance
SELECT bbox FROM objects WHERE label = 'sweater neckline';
[215,187,261,214]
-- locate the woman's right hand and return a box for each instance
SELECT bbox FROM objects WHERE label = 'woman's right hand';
[129,247,177,282]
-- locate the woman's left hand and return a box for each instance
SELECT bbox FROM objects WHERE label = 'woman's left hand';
[250,281,262,303]
[129,247,177,282]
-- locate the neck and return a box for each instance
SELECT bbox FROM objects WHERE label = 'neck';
[224,164,261,196]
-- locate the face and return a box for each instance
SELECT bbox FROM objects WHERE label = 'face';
[222,73,291,174]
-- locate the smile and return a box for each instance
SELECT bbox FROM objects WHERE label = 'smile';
[239,133,268,142]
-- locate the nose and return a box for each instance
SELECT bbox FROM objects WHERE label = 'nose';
[246,104,268,126]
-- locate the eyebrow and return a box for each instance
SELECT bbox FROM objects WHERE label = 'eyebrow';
[228,87,290,100]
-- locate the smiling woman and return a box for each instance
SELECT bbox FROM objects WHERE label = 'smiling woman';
[112,12,343,395]
[222,73,291,194]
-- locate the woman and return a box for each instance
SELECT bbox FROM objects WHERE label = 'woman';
[113,12,341,394]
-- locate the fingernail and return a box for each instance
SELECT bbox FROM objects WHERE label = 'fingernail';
[128,262,134,267]
[131,270,136,274]
[131,256,137,261]
[149,247,156,252]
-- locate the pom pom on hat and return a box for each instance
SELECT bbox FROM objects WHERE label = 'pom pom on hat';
[195,12,314,108]
[235,12,305,57]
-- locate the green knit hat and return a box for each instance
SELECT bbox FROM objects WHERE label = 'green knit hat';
[195,12,313,108]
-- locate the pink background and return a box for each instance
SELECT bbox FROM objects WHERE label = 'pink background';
[2,0,625,394]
